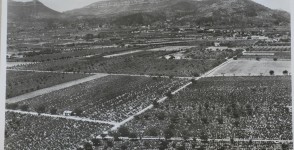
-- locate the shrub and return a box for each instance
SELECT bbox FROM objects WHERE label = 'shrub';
[269,70,274,76]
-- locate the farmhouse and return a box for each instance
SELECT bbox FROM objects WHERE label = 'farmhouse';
[63,111,72,116]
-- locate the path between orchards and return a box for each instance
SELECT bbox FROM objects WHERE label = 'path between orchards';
[6,110,118,125]
[6,73,108,104]
[96,136,292,143]
[109,58,234,132]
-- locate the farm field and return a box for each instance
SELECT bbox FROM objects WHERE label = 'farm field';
[13,75,188,122]
[120,76,291,141]
[8,47,137,62]
[206,60,291,76]
[6,71,91,98]
[5,112,112,150]
[8,50,241,77]
[9,51,226,77]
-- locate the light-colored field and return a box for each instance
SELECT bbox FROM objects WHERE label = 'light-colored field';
[148,46,195,51]
[207,60,291,76]
[103,50,143,58]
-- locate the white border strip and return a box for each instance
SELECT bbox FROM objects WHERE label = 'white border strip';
[0,0,7,149]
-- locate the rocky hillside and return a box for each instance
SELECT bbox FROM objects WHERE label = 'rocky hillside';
[8,0,61,21]
[65,0,290,26]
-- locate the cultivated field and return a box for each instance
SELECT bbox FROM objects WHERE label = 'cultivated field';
[117,76,291,149]
[9,51,226,77]
[6,71,91,98]
[13,75,188,122]
[5,112,112,150]
[206,60,291,76]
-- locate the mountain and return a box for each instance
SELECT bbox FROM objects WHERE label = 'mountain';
[8,0,61,21]
[65,0,290,26]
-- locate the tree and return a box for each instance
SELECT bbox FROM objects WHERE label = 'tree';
[158,140,169,150]
[50,108,58,114]
[128,132,138,139]
[118,126,130,137]
[165,91,173,99]
[181,130,190,141]
[201,117,209,124]
[20,105,29,111]
[156,112,166,120]
[84,34,94,41]
[191,79,197,84]
[233,120,240,127]
[269,70,275,76]
[153,100,160,108]
[107,140,114,148]
[256,57,260,61]
[84,142,93,150]
[217,117,224,124]
[164,128,174,139]
[283,70,288,75]
[36,105,46,114]
[192,72,200,77]
[273,58,278,61]
[91,138,101,147]
[200,131,208,143]
[121,145,128,150]
[282,143,289,150]
[147,127,158,136]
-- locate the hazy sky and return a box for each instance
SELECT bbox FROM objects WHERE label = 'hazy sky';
[13,0,291,12]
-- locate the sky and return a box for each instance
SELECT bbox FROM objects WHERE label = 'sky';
[13,0,291,13]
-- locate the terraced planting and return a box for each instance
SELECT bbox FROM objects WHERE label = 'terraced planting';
[121,76,291,140]
[15,75,188,122]
[6,71,91,98]
[5,112,112,150]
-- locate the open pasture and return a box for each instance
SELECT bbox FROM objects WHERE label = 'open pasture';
[6,71,91,98]
[122,76,291,140]
[206,60,291,76]
[5,112,112,150]
[15,75,188,122]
